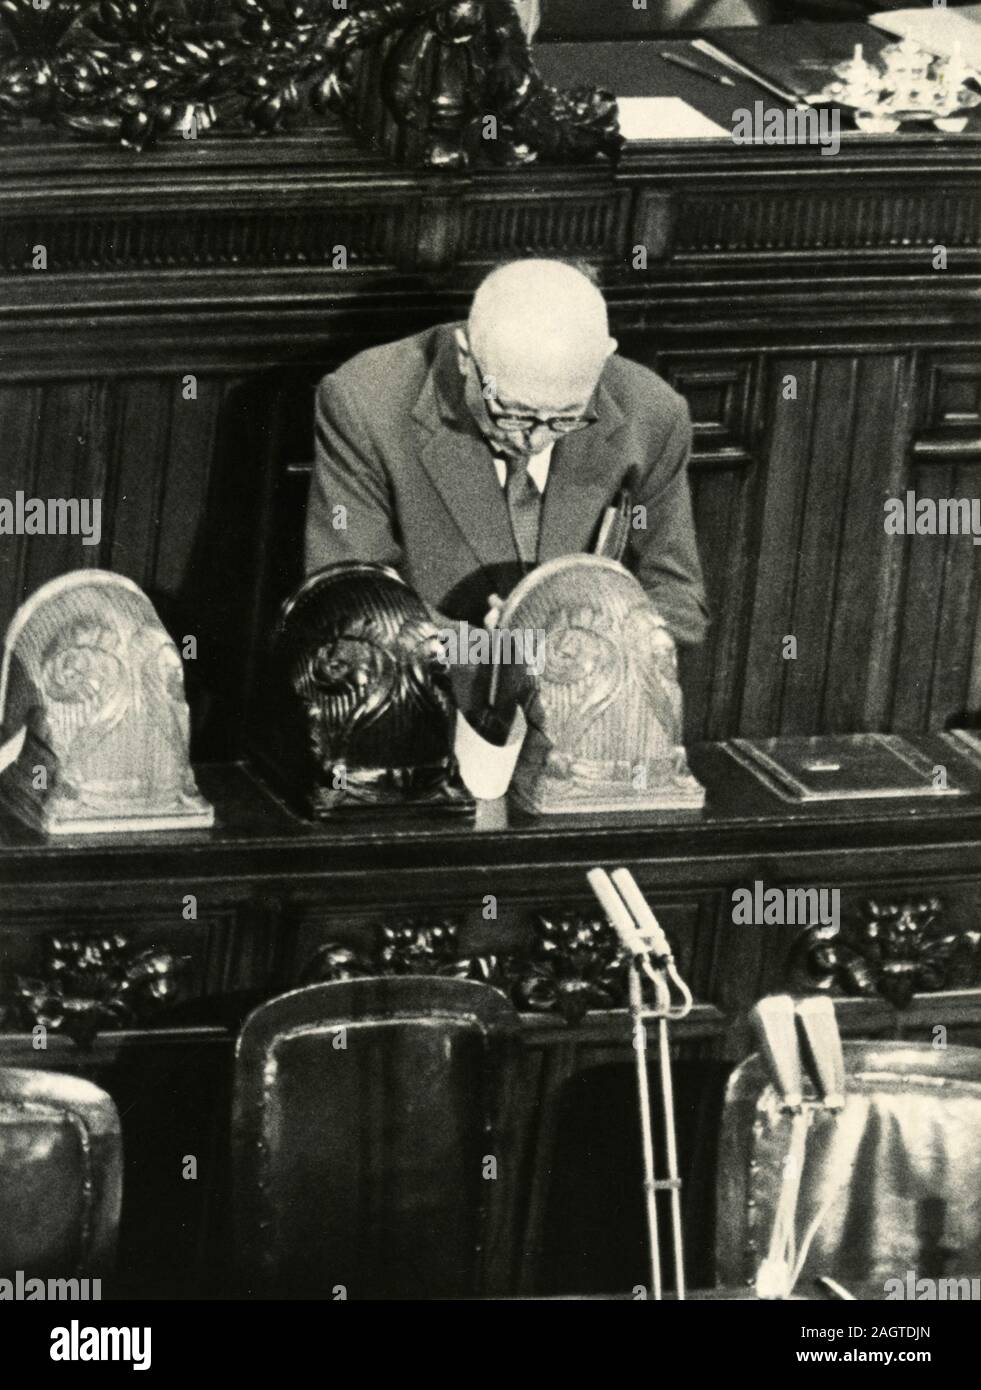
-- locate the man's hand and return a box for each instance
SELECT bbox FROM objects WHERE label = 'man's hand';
[484,593,504,630]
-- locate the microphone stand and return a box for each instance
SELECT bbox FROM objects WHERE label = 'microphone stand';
[588,867,693,1301]
[629,954,667,1300]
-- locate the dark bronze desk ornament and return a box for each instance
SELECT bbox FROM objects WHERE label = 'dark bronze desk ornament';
[0,570,213,835]
[491,555,704,815]
[255,562,472,818]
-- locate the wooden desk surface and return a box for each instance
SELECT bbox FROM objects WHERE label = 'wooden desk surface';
[2,735,981,906]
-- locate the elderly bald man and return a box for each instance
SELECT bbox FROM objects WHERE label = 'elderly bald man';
[305,259,708,647]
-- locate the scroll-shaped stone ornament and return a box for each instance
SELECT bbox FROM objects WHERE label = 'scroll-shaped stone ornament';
[0,571,213,834]
[495,555,705,814]
[254,562,472,818]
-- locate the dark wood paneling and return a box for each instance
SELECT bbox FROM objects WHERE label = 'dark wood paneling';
[732,351,975,739]
[2,137,980,750]
[2,348,979,752]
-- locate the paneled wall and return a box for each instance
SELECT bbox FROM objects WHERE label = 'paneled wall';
[1,132,980,756]
[672,349,981,741]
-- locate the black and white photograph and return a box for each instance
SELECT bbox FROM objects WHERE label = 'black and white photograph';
[1,0,980,1357]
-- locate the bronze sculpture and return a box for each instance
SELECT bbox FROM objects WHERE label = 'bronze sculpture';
[494,555,704,814]
[0,569,213,834]
[254,561,472,818]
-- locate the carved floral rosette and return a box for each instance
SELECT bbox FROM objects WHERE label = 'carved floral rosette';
[4,931,189,1049]
[257,560,472,817]
[789,896,981,1007]
[495,555,704,815]
[302,909,630,1024]
[0,570,213,834]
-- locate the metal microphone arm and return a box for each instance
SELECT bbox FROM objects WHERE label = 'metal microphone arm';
[611,867,694,1019]
[587,867,693,1018]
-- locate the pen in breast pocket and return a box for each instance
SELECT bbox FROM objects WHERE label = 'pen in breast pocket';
[594,489,631,562]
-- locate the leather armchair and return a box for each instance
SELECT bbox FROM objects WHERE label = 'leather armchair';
[717,1041,981,1292]
[232,977,521,1299]
[0,1068,122,1278]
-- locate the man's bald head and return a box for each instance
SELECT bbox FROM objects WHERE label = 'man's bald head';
[464,260,615,411]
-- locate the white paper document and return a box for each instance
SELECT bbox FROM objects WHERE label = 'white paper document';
[870,4,981,65]
[616,96,728,141]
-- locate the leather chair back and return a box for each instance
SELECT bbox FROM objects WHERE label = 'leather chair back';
[717,1041,981,1290]
[0,1068,122,1278]
[233,976,520,1298]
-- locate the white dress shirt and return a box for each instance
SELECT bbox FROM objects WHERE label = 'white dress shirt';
[492,442,554,495]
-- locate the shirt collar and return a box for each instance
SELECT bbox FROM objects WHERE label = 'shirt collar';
[492,443,553,494]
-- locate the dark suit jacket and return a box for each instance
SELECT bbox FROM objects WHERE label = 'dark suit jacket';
[305,323,709,645]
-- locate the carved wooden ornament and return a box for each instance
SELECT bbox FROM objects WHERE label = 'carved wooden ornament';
[254,561,472,818]
[496,555,704,814]
[0,570,214,834]
[0,0,620,168]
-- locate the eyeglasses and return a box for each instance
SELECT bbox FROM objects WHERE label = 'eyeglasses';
[471,356,598,436]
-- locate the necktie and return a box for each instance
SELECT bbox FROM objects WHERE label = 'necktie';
[504,456,542,570]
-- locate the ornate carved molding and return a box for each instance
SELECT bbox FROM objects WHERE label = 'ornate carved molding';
[674,187,981,256]
[0,202,407,275]
[0,0,620,168]
[302,910,631,1024]
[511,912,628,1021]
[1,931,189,1047]
[788,896,981,1007]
